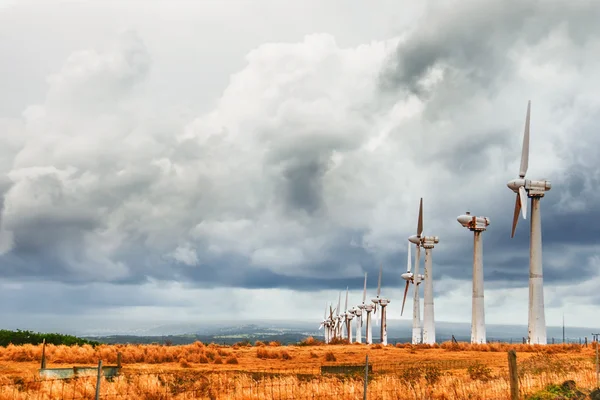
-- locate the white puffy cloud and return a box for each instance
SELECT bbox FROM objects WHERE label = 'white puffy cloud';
[1,0,600,329]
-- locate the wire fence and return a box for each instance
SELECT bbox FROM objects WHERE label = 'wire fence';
[0,356,597,399]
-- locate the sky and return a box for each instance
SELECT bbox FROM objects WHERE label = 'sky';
[1,0,599,335]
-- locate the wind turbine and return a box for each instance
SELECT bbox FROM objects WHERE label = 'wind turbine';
[355,272,367,343]
[507,100,551,345]
[408,198,424,344]
[335,292,342,340]
[326,304,336,344]
[319,302,329,344]
[343,287,354,342]
[362,273,375,344]
[457,211,490,344]
[417,199,439,345]
[401,241,424,329]
[371,264,391,345]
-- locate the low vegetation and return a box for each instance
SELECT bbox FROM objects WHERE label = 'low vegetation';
[0,329,99,347]
[0,340,596,399]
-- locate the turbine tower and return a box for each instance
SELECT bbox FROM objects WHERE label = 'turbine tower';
[371,264,390,345]
[457,211,490,344]
[408,198,424,344]
[401,241,424,327]
[507,100,551,345]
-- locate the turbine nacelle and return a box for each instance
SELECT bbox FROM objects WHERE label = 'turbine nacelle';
[421,236,439,248]
[508,178,552,193]
[457,212,490,231]
[401,272,413,281]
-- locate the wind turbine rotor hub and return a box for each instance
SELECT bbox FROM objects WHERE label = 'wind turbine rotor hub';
[507,178,526,192]
[408,235,421,245]
[401,272,413,281]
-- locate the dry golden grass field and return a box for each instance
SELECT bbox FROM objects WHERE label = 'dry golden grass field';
[0,339,597,399]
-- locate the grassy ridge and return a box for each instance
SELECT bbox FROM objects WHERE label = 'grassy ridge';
[0,329,99,347]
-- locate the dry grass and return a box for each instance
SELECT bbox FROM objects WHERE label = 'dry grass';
[0,342,596,399]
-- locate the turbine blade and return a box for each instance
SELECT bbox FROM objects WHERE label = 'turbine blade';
[377,264,382,297]
[519,185,528,219]
[324,302,328,320]
[362,272,367,304]
[344,287,349,313]
[336,292,341,316]
[407,241,412,273]
[401,281,410,316]
[511,192,522,238]
[520,100,530,178]
[417,198,424,236]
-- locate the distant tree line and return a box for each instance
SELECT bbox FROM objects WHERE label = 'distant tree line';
[0,329,100,347]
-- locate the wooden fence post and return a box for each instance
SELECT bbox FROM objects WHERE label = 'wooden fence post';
[592,333,600,389]
[95,360,103,400]
[363,355,369,400]
[40,338,46,369]
[508,350,519,400]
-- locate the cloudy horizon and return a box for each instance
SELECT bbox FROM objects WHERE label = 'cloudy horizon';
[1,0,599,334]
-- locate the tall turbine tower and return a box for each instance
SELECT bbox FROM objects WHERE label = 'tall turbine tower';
[457,211,490,344]
[372,264,391,345]
[507,100,551,345]
[408,198,424,344]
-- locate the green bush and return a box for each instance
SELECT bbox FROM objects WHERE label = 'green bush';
[0,329,100,347]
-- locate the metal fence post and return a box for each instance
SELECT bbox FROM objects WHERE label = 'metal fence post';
[95,360,103,400]
[363,355,369,400]
[508,350,519,400]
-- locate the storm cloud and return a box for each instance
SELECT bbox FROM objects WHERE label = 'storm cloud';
[0,0,599,331]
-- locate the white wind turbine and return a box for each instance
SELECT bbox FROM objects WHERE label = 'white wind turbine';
[318,302,329,344]
[371,264,391,345]
[457,212,490,344]
[334,292,343,340]
[343,288,354,343]
[362,273,375,344]
[401,241,424,334]
[354,273,367,343]
[507,100,551,345]
[415,198,439,345]
[326,304,336,343]
[408,198,424,344]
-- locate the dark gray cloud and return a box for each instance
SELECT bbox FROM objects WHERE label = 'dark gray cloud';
[1,0,600,329]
